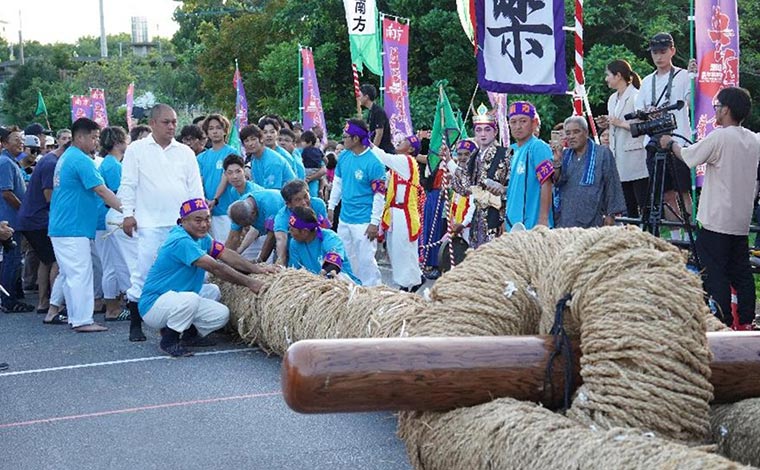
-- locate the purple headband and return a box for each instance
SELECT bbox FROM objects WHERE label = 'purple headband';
[180,198,209,218]
[406,135,421,156]
[457,140,477,153]
[323,252,343,269]
[344,122,371,147]
[289,213,324,240]
[508,101,537,119]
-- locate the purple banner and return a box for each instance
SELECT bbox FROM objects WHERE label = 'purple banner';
[90,88,109,128]
[71,95,92,123]
[233,66,249,128]
[487,91,510,146]
[382,17,413,145]
[126,83,135,131]
[476,0,567,94]
[694,0,739,186]
[300,48,327,141]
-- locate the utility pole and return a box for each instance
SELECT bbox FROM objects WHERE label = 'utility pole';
[18,10,24,65]
[99,0,108,58]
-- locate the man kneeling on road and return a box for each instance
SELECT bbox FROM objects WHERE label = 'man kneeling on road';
[139,198,278,357]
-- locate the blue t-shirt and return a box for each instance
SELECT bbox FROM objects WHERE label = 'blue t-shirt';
[224,180,264,206]
[198,144,238,216]
[0,150,27,227]
[230,189,285,233]
[506,136,555,230]
[276,146,305,180]
[139,225,215,315]
[249,148,296,190]
[49,146,105,239]
[273,198,329,233]
[17,152,57,231]
[334,148,386,224]
[288,229,360,284]
[95,154,123,231]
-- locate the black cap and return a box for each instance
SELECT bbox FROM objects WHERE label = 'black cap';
[24,123,45,136]
[648,33,674,51]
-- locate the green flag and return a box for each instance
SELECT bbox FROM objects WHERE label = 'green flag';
[343,0,382,75]
[456,110,469,139]
[428,85,460,171]
[228,121,242,155]
[35,91,47,116]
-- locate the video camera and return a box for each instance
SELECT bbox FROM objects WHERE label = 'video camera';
[624,100,684,138]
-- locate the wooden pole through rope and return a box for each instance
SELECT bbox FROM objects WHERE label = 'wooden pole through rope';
[281,332,760,413]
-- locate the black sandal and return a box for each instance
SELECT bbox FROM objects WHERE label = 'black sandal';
[6,302,35,313]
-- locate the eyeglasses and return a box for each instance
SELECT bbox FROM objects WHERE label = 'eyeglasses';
[712,103,724,111]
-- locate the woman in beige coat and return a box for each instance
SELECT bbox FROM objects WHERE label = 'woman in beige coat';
[604,60,649,219]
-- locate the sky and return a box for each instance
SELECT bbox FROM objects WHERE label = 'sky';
[0,0,181,45]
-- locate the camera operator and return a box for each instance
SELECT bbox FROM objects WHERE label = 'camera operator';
[658,87,760,329]
[635,32,698,238]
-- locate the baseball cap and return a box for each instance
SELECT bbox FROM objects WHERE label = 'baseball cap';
[24,123,45,136]
[45,135,55,146]
[23,135,41,148]
[648,33,674,51]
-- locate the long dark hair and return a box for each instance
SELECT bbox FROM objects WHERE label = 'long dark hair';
[607,60,641,89]
[100,126,128,155]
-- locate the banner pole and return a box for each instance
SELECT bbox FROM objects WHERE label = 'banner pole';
[298,45,303,124]
[689,0,698,221]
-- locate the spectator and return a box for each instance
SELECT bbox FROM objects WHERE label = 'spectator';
[179,124,207,156]
[551,116,626,228]
[56,129,72,149]
[604,59,649,219]
[260,117,304,179]
[198,113,238,241]
[240,124,295,190]
[0,126,32,312]
[298,130,327,198]
[129,124,152,142]
[359,84,394,154]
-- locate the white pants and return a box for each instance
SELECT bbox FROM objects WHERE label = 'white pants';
[211,215,231,242]
[143,284,228,336]
[90,239,103,299]
[51,237,94,327]
[385,208,422,289]
[126,226,172,303]
[337,221,381,286]
[94,229,132,299]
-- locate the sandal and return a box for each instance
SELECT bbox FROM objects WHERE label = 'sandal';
[5,302,35,313]
[105,308,130,322]
[43,314,67,325]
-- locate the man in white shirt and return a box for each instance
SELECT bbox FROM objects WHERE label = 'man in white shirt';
[120,104,205,341]
[659,87,760,330]
[634,32,698,236]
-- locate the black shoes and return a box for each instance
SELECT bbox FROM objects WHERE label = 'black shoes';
[128,301,146,342]
[159,327,193,357]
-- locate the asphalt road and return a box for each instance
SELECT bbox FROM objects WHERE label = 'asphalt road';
[0,286,412,470]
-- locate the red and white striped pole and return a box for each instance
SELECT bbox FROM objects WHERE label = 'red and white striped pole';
[352,63,363,118]
[572,0,599,140]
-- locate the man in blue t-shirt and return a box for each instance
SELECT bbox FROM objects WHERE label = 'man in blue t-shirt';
[327,119,386,286]
[48,118,122,332]
[260,117,305,179]
[505,101,555,230]
[0,126,32,312]
[17,135,67,316]
[241,124,295,189]
[226,188,285,261]
[140,198,277,357]
[197,114,238,241]
[287,206,359,284]
[266,179,330,266]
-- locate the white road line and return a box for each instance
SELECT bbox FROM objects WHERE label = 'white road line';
[0,347,260,378]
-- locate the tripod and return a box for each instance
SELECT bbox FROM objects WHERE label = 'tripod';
[640,137,701,271]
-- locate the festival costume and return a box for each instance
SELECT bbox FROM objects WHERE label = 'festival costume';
[505,135,554,230]
[553,139,626,228]
[140,223,228,337]
[451,105,511,248]
[49,146,106,327]
[248,147,296,190]
[288,227,359,284]
[328,124,386,286]
[375,143,424,289]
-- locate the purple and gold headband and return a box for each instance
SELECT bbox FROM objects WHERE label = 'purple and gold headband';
[508,101,536,119]
[323,252,343,269]
[180,198,209,218]
[289,212,324,241]
[457,140,477,153]
[406,135,421,156]
[344,122,371,147]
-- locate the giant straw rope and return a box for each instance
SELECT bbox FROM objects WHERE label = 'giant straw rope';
[218,226,758,468]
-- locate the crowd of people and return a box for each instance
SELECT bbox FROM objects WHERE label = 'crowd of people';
[0,32,758,362]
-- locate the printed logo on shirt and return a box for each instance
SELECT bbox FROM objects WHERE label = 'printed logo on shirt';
[266,174,275,186]
[354,170,364,181]
[216,160,223,170]
[516,162,526,175]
